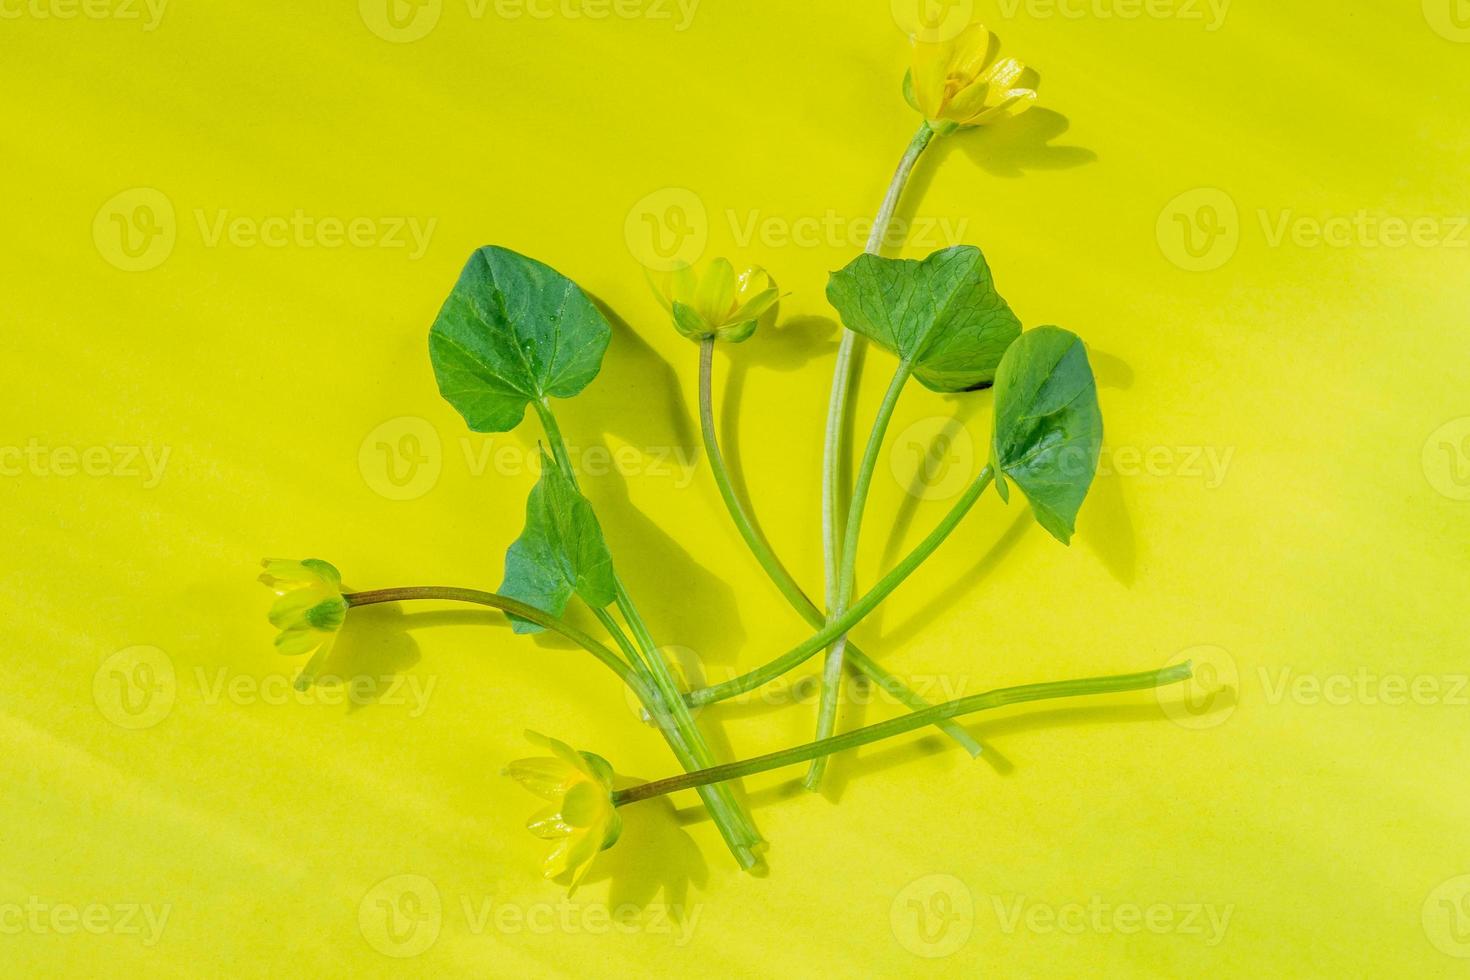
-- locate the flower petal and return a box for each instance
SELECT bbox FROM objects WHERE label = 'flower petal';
[968,89,1038,127]
[950,24,998,79]
[911,38,955,119]
[504,757,580,801]
[274,627,324,657]
[695,259,736,323]
[560,781,610,828]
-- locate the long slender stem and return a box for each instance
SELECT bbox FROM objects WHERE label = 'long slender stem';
[531,398,763,867]
[808,359,914,789]
[343,587,653,705]
[697,341,981,755]
[821,125,937,684]
[615,663,1195,806]
[689,466,996,707]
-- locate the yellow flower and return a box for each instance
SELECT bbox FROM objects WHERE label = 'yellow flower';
[504,732,622,891]
[904,23,1038,134]
[258,558,347,689]
[647,259,779,344]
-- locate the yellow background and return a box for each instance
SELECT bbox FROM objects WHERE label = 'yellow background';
[4,0,1469,975]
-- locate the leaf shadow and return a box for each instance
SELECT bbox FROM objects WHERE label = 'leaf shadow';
[875,509,1034,651]
[868,392,992,638]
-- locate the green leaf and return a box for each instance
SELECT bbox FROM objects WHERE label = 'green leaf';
[990,326,1103,545]
[499,450,617,634]
[430,247,612,432]
[826,245,1022,392]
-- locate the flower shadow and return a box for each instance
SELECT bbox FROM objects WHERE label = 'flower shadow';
[947,108,1098,180]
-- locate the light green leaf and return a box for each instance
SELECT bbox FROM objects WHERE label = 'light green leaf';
[430,247,611,432]
[499,450,617,634]
[990,326,1103,545]
[826,245,1022,392]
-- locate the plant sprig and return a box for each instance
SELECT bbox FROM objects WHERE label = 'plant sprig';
[257,21,1196,891]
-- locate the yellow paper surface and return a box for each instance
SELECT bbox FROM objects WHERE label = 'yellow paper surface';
[4,1,1469,975]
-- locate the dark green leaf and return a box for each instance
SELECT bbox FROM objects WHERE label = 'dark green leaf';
[990,326,1103,545]
[430,247,611,432]
[826,245,1022,392]
[499,450,617,633]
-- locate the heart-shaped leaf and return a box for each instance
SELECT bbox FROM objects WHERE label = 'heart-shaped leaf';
[430,247,612,432]
[499,450,617,634]
[990,326,1103,545]
[826,245,1022,392]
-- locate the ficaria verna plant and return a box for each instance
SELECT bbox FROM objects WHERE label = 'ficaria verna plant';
[260,24,1193,890]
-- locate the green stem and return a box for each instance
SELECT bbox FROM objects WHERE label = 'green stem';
[688,466,996,707]
[808,359,914,790]
[821,122,937,688]
[615,663,1195,806]
[697,341,981,756]
[343,587,654,706]
[531,398,763,867]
